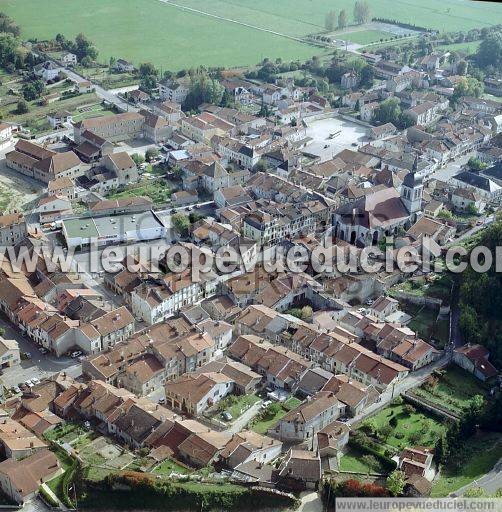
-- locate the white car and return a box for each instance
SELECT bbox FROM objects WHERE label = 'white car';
[31,377,40,385]
[71,351,82,358]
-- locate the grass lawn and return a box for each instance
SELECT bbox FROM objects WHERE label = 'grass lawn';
[339,447,388,474]
[362,403,445,451]
[283,396,303,411]
[71,103,116,122]
[107,178,171,205]
[215,393,261,421]
[412,367,487,417]
[431,432,502,497]
[251,403,289,435]
[336,30,395,45]
[436,40,480,54]
[152,458,191,476]
[44,422,89,444]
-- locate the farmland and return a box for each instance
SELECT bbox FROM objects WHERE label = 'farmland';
[2,0,501,71]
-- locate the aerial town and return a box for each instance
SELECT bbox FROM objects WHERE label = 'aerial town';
[0,1,499,510]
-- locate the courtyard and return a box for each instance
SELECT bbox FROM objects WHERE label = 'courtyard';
[304,116,369,162]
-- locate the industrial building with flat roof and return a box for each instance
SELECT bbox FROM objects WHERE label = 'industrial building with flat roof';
[62,211,167,249]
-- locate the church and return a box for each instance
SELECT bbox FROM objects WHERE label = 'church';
[333,169,423,247]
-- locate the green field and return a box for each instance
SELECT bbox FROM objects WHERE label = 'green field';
[335,30,396,45]
[3,0,501,71]
[431,432,502,497]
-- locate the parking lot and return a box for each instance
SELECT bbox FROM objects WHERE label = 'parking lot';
[0,314,82,391]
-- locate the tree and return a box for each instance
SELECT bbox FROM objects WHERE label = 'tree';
[353,1,370,25]
[109,56,116,70]
[360,65,374,88]
[372,97,401,126]
[172,213,190,235]
[476,32,502,69]
[74,33,98,61]
[467,157,487,171]
[338,10,348,29]
[325,10,336,31]
[16,99,28,114]
[139,62,158,78]
[457,60,467,75]
[22,80,44,101]
[386,470,406,497]
[145,148,159,163]
[452,77,484,103]
[131,153,145,166]
[184,69,224,110]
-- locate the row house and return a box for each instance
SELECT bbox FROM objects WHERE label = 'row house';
[130,268,219,325]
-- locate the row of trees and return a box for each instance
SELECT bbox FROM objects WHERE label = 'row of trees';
[324,10,348,31]
[324,1,369,31]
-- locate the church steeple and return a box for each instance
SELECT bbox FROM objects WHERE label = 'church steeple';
[401,157,423,215]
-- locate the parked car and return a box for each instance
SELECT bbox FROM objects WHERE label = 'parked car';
[221,411,233,421]
[71,351,82,358]
[11,386,21,394]
[31,377,40,385]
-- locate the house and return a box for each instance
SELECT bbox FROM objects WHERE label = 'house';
[140,109,172,143]
[360,102,380,122]
[370,123,397,140]
[0,122,13,150]
[0,337,20,368]
[214,185,253,208]
[271,392,344,442]
[48,176,77,200]
[0,418,47,459]
[60,52,77,66]
[370,296,399,321]
[453,344,497,381]
[102,152,139,186]
[33,61,62,82]
[220,431,282,470]
[120,355,166,395]
[0,449,61,504]
[128,89,150,104]
[77,80,94,94]
[172,190,199,206]
[177,430,231,468]
[277,449,321,490]
[159,78,190,104]
[398,446,434,479]
[404,102,442,126]
[316,421,350,458]
[36,195,73,223]
[164,372,234,415]
[115,59,135,72]
[0,213,27,246]
[341,71,360,90]
[451,187,486,213]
